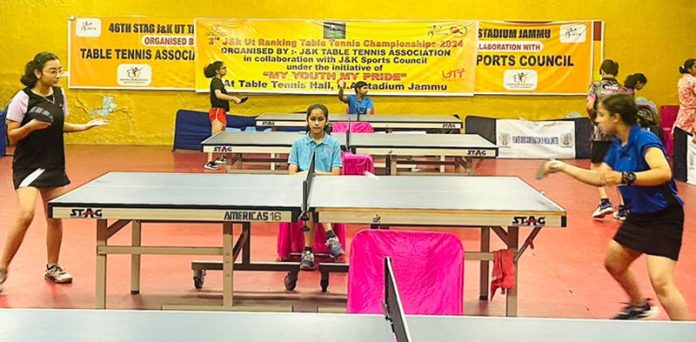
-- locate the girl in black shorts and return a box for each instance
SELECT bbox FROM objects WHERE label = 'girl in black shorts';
[0,52,106,293]
[541,94,690,320]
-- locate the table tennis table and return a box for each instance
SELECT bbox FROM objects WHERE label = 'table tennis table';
[256,113,462,132]
[3,308,695,342]
[48,170,565,315]
[201,131,497,175]
[2,259,694,342]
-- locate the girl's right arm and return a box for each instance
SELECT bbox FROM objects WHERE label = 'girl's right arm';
[6,120,50,145]
[544,160,610,187]
[214,89,244,104]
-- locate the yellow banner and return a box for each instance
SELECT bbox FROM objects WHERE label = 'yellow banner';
[68,17,195,90]
[195,19,477,96]
[475,21,600,95]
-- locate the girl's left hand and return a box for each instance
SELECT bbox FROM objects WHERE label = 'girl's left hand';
[85,119,108,129]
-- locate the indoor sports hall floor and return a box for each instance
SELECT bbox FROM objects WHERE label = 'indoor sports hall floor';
[0,145,694,319]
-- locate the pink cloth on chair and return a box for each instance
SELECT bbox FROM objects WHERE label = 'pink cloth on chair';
[277,222,346,260]
[332,121,374,133]
[347,229,464,315]
[341,152,375,175]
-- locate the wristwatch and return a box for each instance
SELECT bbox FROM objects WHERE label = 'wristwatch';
[621,172,637,186]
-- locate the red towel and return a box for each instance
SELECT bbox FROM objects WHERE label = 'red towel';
[490,249,515,301]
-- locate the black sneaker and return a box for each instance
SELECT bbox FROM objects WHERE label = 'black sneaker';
[613,299,660,320]
[203,161,219,170]
[613,205,628,221]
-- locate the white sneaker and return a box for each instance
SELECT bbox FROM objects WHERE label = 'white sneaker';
[45,265,73,284]
[214,156,227,165]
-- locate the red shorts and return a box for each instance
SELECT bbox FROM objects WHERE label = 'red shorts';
[209,108,227,125]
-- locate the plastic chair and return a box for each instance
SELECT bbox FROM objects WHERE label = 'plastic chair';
[347,229,464,315]
[660,105,679,157]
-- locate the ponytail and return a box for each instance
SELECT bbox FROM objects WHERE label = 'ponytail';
[204,61,224,78]
[20,52,59,87]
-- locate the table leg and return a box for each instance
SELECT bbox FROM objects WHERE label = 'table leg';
[130,220,141,295]
[479,227,490,301]
[506,226,519,317]
[96,219,108,309]
[222,222,234,309]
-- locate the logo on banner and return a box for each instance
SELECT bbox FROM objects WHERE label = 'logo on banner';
[427,24,468,38]
[442,68,466,79]
[560,133,573,148]
[498,133,512,147]
[503,70,538,91]
[323,22,346,39]
[76,18,101,37]
[560,24,586,43]
[117,64,152,86]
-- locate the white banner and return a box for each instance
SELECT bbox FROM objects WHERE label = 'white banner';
[496,120,575,159]
[688,137,696,186]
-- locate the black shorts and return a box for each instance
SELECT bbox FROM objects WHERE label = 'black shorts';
[590,141,612,164]
[613,206,684,261]
[12,168,70,190]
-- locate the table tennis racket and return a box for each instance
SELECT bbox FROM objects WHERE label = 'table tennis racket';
[238,96,249,104]
[26,105,54,124]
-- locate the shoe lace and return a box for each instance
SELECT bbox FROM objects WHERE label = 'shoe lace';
[302,251,313,261]
[49,265,66,276]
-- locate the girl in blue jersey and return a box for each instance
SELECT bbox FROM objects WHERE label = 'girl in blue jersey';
[288,104,343,270]
[541,94,690,320]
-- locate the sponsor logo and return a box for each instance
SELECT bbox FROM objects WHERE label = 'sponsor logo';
[442,122,458,128]
[503,69,538,91]
[76,18,101,37]
[428,24,468,38]
[261,121,276,126]
[466,149,489,157]
[117,64,152,86]
[441,68,466,79]
[323,22,346,39]
[223,211,283,222]
[213,146,234,153]
[372,214,381,224]
[70,208,103,218]
[560,24,586,43]
[511,216,546,226]
[498,133,512,147]
[560,133,574,147]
